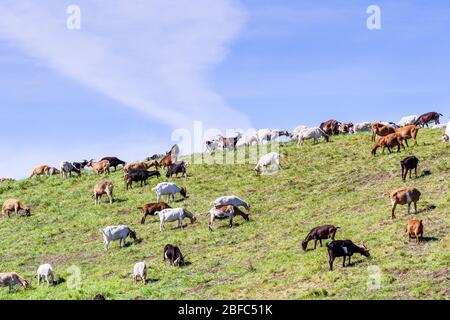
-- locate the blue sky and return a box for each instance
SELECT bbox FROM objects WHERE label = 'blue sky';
[0,0,449,178]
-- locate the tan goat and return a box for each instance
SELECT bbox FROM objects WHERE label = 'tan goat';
[406,219,424,243]
[94,181,114,205]
[30,164,51,178]
[2,199,31,218]
[389,187,421,219]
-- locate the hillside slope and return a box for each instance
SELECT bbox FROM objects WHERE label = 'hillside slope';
[0,129,448,300]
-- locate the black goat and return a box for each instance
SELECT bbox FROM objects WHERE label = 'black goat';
[326,240,370,271]
[101,157,126,171]
[302,225,340,251]
[166,161,187,178]
[124,170,160,190]
[72,160,89,171]
[401,156,419,182]
[164,244,185,267]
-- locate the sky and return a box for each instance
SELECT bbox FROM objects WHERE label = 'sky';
[0,0,449,178]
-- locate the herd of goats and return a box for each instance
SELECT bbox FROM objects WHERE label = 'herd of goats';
[0,110,448,298]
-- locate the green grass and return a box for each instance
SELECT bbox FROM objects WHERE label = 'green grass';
[0,129,448,300]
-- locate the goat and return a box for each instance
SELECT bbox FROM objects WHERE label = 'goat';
[94,181,114,205]
[291,125,308,139]
[166,161,187,178]
[100,157,126,171]
[152,182,188,203]
[87,159,110,175]
[0,272,29,291]
[60,161,81,178]
[37,264,55,286]
[395,125,419,147]
[102,225,137,251]
[208,205,249,231]
[297,127,329,146]
[320,120,341,136]
[218,133,242,150]
[72,160,89,171]
[326,240,370,271]
[164,244,185,267]
[351,122,372,133]
[389,187,421,219]
[398,115,418,127]
[443,123,450,143]
[371,133,405,156]
[301,225,340,251]
[406,219,424,244]
[157,208,196,232]
[401,156,419,182]
[255,152,281,174]
[339,123,353,134]
[47,167,60,176]
[133,262,147,284]
[124,170,160,190]
[159,154,173,169]
[30,164,51,178]
[415,112,443,128]
[139,202,172,224]
[2,199,31,217]
[213,196,251,211]
[371,123,396,142]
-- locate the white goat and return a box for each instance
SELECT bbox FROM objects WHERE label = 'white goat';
[157,208,196,232]
[297,127,329,146]
[37,264,54,286]
[102,225,137,251]
[398,115,418,127]
[152,182,187,203]
[255,152,281,174]
[291,125,308,139]
[213,196,251,211]
[351,122,372,133]
[443,122,450,142]
[133,261,147,284]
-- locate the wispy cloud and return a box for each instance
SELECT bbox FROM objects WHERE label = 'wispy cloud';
[0,0,252,130]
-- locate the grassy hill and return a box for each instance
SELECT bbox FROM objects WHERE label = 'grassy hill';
[0,129,448,300]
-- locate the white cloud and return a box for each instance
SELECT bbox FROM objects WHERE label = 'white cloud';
[0,0,251,130]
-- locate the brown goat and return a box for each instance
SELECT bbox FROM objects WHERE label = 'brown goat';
[87,160,110,175]
[371,122,396,142]
[389,187,421,219]
[406,219,424,243]
[395,125,419,147]
[0,272,29,291]
[123,161,159,174]
[30,164,51,178]
[2,199,31,218]
[372,133,405,156]
[139,202,172,224]
[94,181,114,205]
[47,167,61,176]
[159,155,173,169]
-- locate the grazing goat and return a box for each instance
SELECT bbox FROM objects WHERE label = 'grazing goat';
[164,244,185,267]
[93,294,106,300]
[157,208,196,232]
[320,120,340,136]
[152,182,188,203]
[37,264,54,286]
[47,167,60,176]
[351,122,372,133]
[60,161,81,178]
[395,125,419,147]
[255,152,281,174]
[301,225,340,251]
[297,127,329,146]
[371,133,405,156]
[401,156,419,182]
[406,219,424,244]
[2,199,31,217]
[0,272,29,291]
[133,262,147,284]
[213,196,251,211]
[124,170,160,190]
[371,123,396,142]
[339,123,353,134]
[72,160,89,171]
[415,112,443,128]
[30,164,51,178]
[94,181,114,205]
[159,154,173,169]
[218,133,242,150]
[87,160,110,175]
[398,115,418,127]
[291,125,308,139]
[102,225,137,251]
[166,161,187,178]
[100,157,126,171]
[208,205,249,231]
[327,240,370,271]
[389,187,421,219]
[139,202,172,224]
